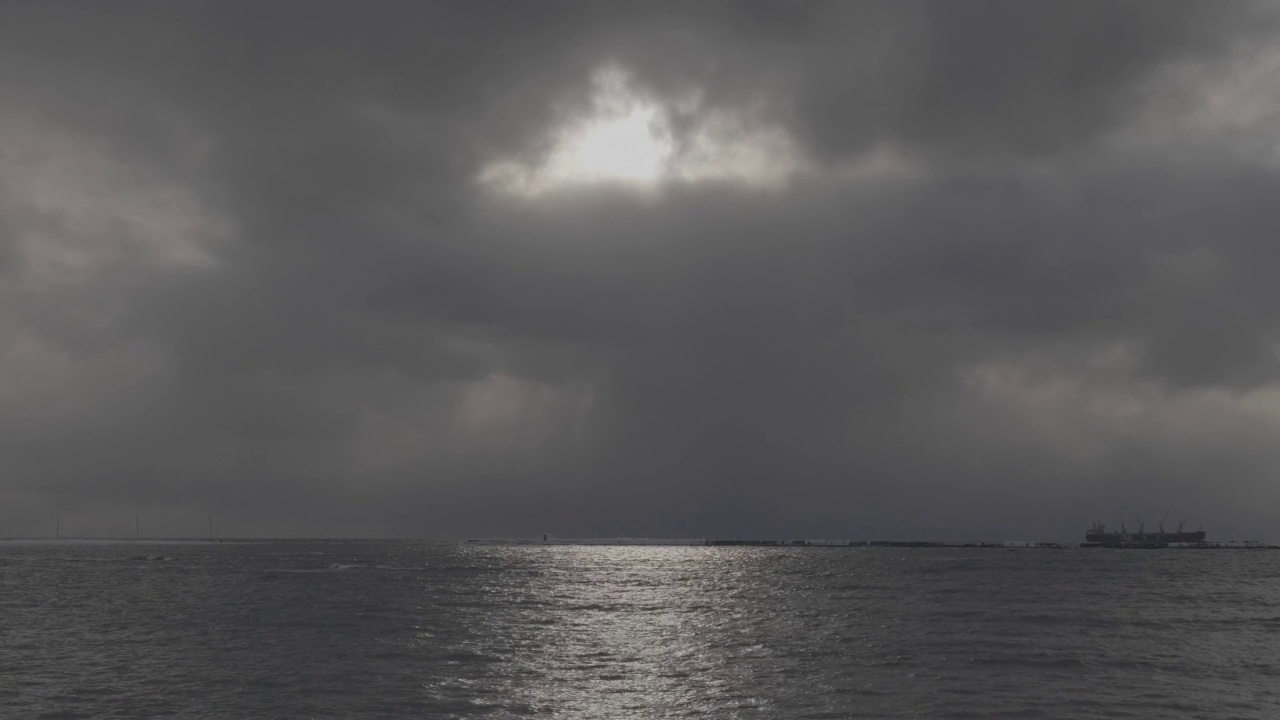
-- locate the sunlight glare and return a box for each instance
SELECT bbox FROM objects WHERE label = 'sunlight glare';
[543,104,671,185]
[477,65,806,198]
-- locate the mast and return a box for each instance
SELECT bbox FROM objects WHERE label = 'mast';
[208,514,213,540]
[136,515,140,540]
[56,515,60,540]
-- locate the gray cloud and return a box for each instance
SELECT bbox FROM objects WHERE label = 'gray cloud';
[2,1,1280,541]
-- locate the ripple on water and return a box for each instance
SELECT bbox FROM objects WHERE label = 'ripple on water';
[2,543,1278,718]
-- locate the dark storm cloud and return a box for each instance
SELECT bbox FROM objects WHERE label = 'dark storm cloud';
[2,1,1279,540]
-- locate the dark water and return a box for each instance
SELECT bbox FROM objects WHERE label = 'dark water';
[3,541,1279,719]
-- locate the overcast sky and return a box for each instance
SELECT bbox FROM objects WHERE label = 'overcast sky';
[3,1,1280,541]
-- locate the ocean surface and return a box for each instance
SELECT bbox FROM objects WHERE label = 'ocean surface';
[2,541,1279,719]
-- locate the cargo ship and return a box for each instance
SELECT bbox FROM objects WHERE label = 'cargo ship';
[1082,516,1205,548]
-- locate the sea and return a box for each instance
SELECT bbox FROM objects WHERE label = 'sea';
[2,541,1278,719]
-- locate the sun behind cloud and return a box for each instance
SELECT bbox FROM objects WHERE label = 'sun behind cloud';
[479,67,672,195]
[540,70,672,185]
[478,66,803,197]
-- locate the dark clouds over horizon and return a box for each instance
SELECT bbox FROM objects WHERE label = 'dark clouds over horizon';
[3,1,1280,540]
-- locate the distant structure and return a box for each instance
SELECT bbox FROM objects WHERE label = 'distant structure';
[1083,513,1206,548]
[462,534,1271,549]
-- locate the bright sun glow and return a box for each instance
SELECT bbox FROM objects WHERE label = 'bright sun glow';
[478,65,816,198]
[480,67,673,195]
[542,104,670,184]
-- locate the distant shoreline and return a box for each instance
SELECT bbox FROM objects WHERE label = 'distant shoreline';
[3,537,1276,549]
[463,538,1280,550]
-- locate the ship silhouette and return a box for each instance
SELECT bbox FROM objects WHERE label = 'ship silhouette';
[1083,513,1205,548]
